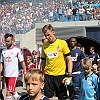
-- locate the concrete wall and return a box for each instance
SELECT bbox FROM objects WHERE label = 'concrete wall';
[35,20,99,28]
[15,20,100,51]
[36,20,100,44]
[15,28,37,52]
[36,27,85,44]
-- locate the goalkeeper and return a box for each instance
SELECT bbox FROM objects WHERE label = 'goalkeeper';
[40,24,73,100]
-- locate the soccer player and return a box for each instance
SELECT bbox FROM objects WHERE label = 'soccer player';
[68,37,85,99]
[40,24,73,100]
[89,46,99,65]
[0,33,26,100]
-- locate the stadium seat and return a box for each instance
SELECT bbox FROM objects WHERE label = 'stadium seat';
[52,13,59,21]
[59,16,68,22]
[76,14,80,21]
[70,16,73,21]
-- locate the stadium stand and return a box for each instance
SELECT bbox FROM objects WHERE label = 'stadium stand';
[0,0,100,35]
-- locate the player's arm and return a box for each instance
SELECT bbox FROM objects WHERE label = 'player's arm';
[62,40,73,74]
[62,54,73,84]
[0,62,3,78]
[20,61,26,82]
[21,61,26,74]
[18,48,26,74]
[65,55,73,74]
[40,59,46,72]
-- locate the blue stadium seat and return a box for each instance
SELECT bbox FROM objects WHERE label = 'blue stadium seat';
[76,14,80,21]
[70,16,73,21]
[59,16,68,22]
[52,13,59,21]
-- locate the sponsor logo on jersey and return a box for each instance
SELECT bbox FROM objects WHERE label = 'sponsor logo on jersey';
[90,58,94,61]
[47,52,58,58]
[5,56,12,62]
[71,57,77,61]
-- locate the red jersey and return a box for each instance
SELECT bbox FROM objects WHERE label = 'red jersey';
[26,63,35,70]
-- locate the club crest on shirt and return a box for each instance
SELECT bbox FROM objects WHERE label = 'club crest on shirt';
[57,45,60,51]
[10,51,14,55]
[88,80,92,85]
[47,52,58,58]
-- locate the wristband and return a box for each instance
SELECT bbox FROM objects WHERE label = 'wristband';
[66,72,72,77]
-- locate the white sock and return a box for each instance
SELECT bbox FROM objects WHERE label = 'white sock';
[6,96,12,100]
[13,92,20,99]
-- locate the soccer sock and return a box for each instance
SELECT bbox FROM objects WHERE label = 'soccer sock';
[6,96,12,100]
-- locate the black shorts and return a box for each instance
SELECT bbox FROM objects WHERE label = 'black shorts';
[44,74,67,99]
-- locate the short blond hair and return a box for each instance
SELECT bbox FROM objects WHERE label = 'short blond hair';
[42,24,54,34]
[81,58,92,69]
[24,68,44,83]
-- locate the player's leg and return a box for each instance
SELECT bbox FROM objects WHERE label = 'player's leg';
[44,75,54,100]
[5,77,20,100]
[0,77,4,100]
[71,74,80,100]
[54,75,68,100]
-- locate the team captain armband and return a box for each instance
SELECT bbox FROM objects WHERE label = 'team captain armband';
[64,52,71,57]
[41,57,46,60]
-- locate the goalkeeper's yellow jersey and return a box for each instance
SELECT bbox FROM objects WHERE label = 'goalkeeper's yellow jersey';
[41,39,70,76]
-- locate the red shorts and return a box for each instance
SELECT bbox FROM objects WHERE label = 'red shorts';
[5,77,17,92]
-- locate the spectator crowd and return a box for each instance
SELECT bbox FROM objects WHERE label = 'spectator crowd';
[0,0,100,46]
[0,0,100,36]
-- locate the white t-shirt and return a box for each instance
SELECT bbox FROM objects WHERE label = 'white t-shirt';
[0,46,24,77]
[67,8,72,15]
